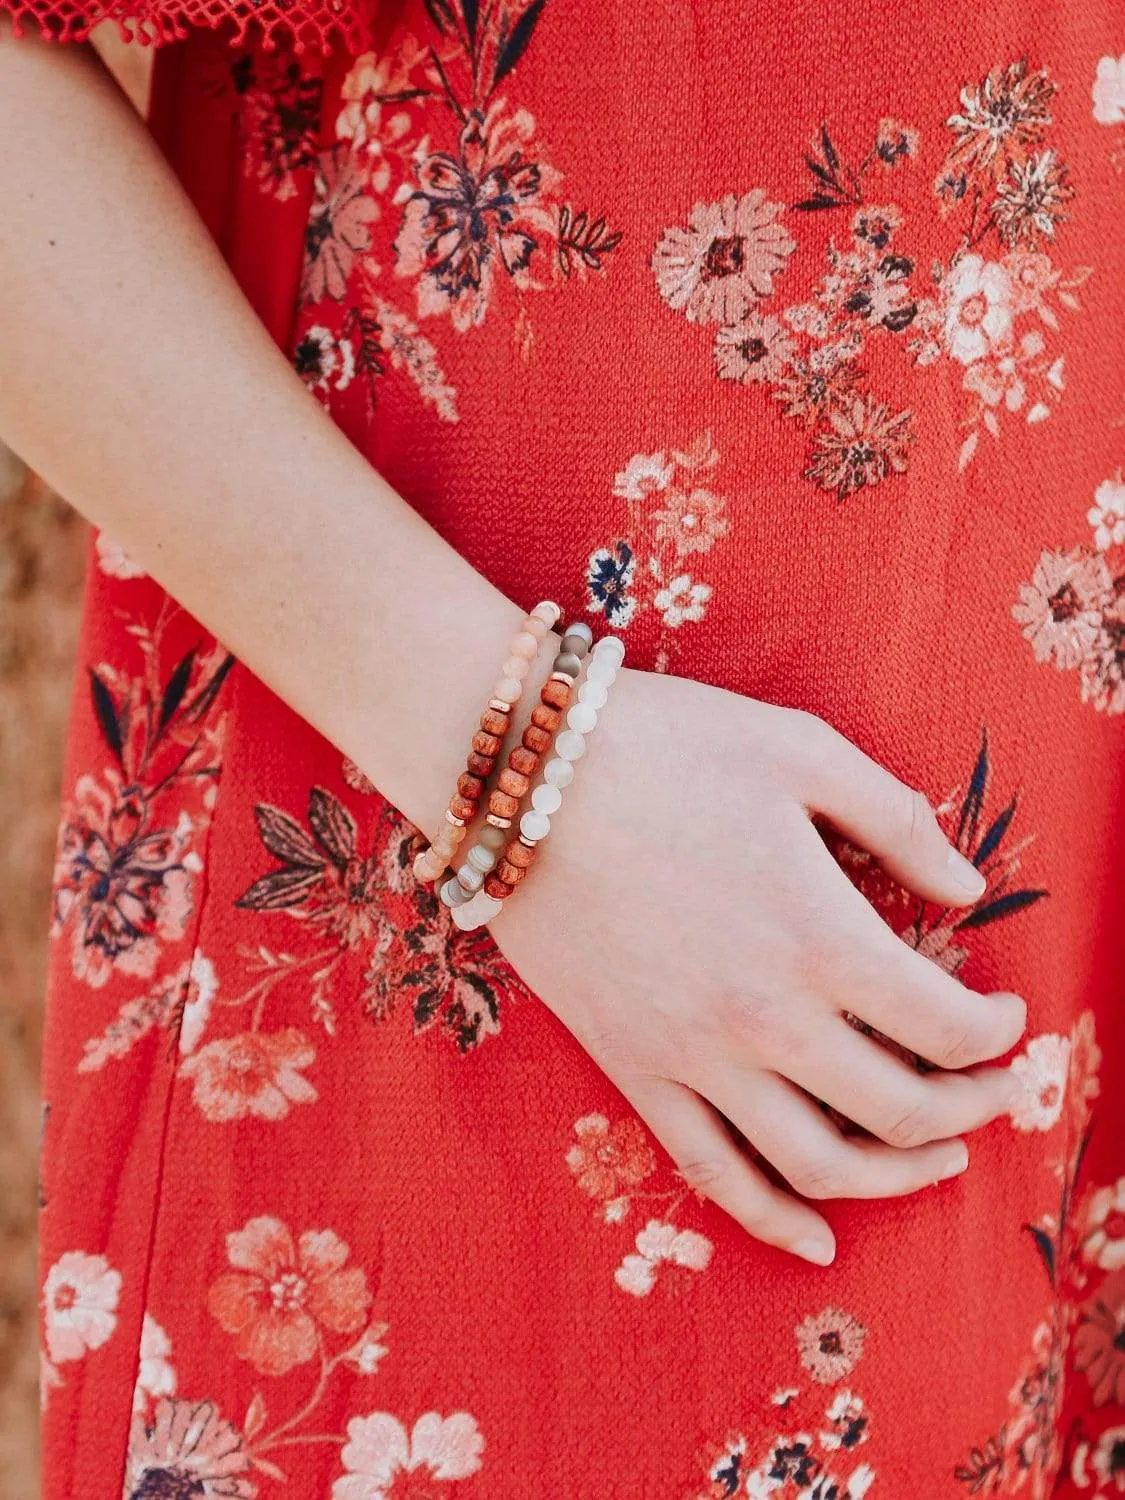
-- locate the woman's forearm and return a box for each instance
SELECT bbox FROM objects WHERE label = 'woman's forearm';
[0,26,530,828]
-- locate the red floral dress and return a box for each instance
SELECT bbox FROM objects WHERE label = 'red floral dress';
[15,0,1125,1493]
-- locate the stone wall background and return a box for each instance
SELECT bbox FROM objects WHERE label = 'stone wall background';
[0,32,150,1495]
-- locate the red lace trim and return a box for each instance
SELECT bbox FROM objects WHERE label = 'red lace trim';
[3,0,376,52]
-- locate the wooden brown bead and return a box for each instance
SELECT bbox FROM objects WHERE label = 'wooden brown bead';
[488,791,521,819]
[541,678,570,710]
[480,709,509,738]
[497,859,526,886]
[531,703,562,733]
[484,873,512,900]
[497,768,530,799]
[457,773,484,801]
[504,840,536,870]
[448,794,476,821]
[522,724,551,755]
[466,751,494,778]
[472,730,502,757]
[509,746,539,777]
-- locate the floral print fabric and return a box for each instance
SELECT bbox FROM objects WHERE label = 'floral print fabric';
[35,1,1125,1495]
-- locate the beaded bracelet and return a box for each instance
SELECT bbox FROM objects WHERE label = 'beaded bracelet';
[449,632,625,930]
[412,600,561,886]
[440,620,594,909]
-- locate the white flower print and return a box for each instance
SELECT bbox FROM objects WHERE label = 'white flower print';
[820,1391,869,1451]
[1081,1179,1125,1272]
[178,950,219,1056]
[42,1250,122,1364]
[1088,474,1125,552]
[333,1411,484,1499]
[133,1314,177,1413]
[942,255,1013,365]
[95,531,146,580]
[294,325,356,395]
[613,450,674,500]
[654,573,712,627]
[1093,55,1125,126]
[1008,1032,1070,1131]
[614,1218,714,1298]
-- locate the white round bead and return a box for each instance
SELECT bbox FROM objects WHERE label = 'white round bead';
[475,893,504,923]
[543,757,574,789]
[452,899,481,930]
[531,783,563,814]
[455,862,484,893]
[567,703,598,734]
[586,659,617,687]
[555,729,587,761]
[596,635,626,664]
[520,809,552,842]
[467,844,497,874]
[577,680,608,709]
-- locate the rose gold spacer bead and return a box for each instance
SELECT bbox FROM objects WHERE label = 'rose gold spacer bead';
[488,697,513,714]
[486,814,512,829]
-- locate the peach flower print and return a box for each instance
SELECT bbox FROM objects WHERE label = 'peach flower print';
[334,1411,484,1500]
[208,1216,370,1376]
[180,1029,317,1123]
[795,1307,868,1384]
[650,486,730,558]
[1074,1270,1125,1406]
[123,1397,256,1499]
[42,1250,121,1365]
[566,1113,656,1201]
[652,190,796,324]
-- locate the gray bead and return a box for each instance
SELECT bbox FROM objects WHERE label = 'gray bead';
[440,877,471,907]
[564,622,594,648]
[478,824,507,852]
[561,631,591,660]
[552,652,583,679]
[468,844,497,874]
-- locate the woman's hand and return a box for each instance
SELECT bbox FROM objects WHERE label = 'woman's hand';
[494,668,1026,1266]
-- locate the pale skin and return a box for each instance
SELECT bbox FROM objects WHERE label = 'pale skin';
[0,23,1028,1267]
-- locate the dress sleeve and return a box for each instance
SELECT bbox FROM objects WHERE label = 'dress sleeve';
[1,0,378,53]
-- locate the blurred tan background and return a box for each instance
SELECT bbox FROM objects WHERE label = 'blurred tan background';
[0,30,150,1497]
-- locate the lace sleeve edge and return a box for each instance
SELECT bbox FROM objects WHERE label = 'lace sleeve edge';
[1,0,375,52]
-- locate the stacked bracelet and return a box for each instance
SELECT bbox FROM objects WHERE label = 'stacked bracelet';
[412,599,561,885]
[441,621,594,908]
[449,632,625,930]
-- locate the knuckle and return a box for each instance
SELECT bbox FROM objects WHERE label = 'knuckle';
[790,1156,849,1201]
[675,1155,732,1198]
[932,1024,979,1070]
[881,1099,938,1149]
[902,787,938,845]
[712,985,779,1053]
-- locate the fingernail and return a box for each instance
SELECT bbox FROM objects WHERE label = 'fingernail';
[793,1237,836,1266]
[947,848,987,900]
[936,1142,970,1181]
